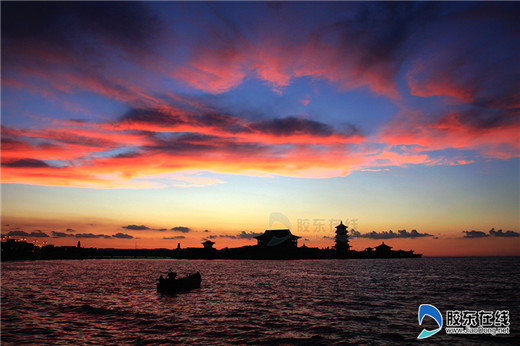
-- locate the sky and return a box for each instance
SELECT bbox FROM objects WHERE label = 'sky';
[1,1,519,256]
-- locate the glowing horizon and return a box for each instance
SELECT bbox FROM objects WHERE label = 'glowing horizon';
[1,2,519,256]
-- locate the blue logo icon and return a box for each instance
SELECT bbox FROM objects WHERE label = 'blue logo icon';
[418,304,443,339]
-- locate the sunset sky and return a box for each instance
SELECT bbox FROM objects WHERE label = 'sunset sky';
[1,1,519,256]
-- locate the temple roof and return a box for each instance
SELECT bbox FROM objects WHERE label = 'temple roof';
[254,229,301,240]
[375,242,392,250]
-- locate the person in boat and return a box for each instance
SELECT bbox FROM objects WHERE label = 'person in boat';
[158,275,166,284]
[167,268,177,280]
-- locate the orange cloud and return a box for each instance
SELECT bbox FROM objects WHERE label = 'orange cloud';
[3,80,518,190]
[2,109,366,188]
[4,89,518,189]
[1,146,359,188]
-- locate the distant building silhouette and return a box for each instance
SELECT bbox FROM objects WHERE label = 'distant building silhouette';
[334,221,350,252]
[375,242,392,254]
[2,239,35,259]
[202,240,215,250]
[254,229,300,248]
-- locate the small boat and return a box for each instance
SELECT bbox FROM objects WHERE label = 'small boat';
[157,271,201,293]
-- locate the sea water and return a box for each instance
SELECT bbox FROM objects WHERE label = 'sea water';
[2,257,519,345]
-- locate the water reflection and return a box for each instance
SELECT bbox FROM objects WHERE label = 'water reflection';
[2,258,519,344]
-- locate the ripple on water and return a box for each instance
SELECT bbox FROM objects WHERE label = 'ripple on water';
[2,258,519,345]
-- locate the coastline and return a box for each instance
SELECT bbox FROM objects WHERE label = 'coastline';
[1,240,421,261]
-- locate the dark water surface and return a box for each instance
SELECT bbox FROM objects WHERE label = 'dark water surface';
[2,258,519,345]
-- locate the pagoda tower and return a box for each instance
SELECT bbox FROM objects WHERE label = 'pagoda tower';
[334,221,350,252]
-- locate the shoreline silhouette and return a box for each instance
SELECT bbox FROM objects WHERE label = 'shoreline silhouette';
[1,223,421,261]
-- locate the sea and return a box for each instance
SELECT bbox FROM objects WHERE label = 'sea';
[2,257,519,345]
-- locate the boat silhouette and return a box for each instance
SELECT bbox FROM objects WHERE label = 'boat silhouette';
[157,271,201,293]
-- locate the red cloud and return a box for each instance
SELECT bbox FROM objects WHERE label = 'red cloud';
[1,124,150,164]
[299,96,311,106]
[407,70,475,103]
[380,109,520,161]
[2,104,366,188]
[2,2,518,190]
[170,32,400,98]
[4,85,518,189]
[1,143,362,188]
